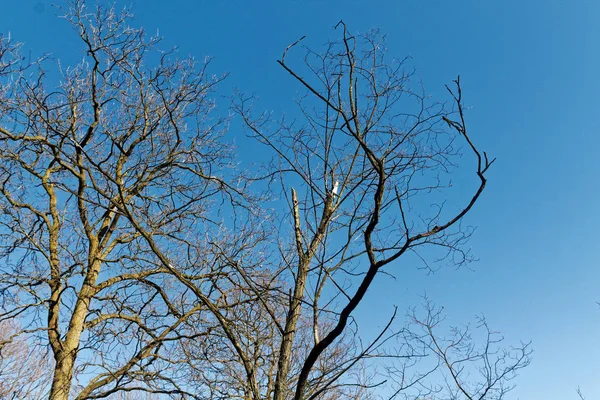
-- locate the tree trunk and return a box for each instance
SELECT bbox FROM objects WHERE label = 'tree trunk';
[48,260,100,400]
[49,351,75,400]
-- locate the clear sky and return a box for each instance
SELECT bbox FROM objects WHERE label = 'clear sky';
[2,1,600,398]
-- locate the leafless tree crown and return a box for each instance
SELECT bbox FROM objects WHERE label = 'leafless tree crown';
[0,3,529,400]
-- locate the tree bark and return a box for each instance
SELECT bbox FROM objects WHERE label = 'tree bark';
[49,351,75,400]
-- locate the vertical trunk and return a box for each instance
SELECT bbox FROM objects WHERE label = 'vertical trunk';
[272,259,310,400]
[48,259,101,400]
[273,189,308,400]
[49,351,75,400]
[273,189,334,400]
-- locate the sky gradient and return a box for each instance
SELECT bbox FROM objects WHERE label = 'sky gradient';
[2,1,599,398]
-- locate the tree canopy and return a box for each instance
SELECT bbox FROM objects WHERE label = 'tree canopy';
[0,2,530,399]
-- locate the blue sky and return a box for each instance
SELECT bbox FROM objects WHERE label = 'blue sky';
[3,0,600,398]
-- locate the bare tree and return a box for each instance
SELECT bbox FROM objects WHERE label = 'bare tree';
[232,21,527,400]
[0,1,254,398]
[0,318,52,398]
[0,1,529,399]
[384,300,532,400]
